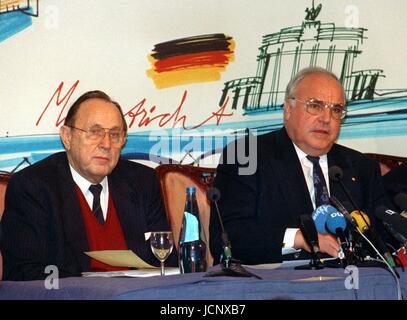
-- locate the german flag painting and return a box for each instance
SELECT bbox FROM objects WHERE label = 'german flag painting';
[147,33,235,89]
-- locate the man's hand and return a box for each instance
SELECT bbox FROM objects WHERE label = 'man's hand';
[294,230,340,258]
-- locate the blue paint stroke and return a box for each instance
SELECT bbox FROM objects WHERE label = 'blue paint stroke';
[0,8,33,42]
[1,97,407,172]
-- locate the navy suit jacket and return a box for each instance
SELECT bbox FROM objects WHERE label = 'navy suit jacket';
[1,152,175,280]
[209,127,390,265]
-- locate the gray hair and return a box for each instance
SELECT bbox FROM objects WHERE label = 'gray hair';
[284,66,343,101]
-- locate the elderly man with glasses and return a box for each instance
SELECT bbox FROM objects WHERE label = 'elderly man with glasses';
[210,66,391,265]
[1,90,176,280]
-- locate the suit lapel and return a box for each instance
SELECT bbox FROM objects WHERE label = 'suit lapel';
[57,155,90,271]
[264,128,314,222]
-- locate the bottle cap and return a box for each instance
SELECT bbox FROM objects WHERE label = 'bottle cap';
[186,186,196,193]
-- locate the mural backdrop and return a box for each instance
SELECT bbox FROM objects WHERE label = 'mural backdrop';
[1,0,407,173]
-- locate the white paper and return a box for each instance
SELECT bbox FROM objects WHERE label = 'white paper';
[82,267,180,278]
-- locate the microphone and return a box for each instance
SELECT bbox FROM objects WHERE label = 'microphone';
[374,206,407,239]
[207,187,232,264]
[294,214,324,270]
[311,204,338,234]
[329,196,359,240]
[375,206,407,267]
[329,166,361,213]
[325,211,347,243]
[328,165,395,267]
[394,193,407,216]
[299,214,321,257]
[325,211,350,266]
[205,187,261,279]
[350,210,371,233]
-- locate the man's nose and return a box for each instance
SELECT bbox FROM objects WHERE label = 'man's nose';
[99,130,112,149]
[319,105,332,122]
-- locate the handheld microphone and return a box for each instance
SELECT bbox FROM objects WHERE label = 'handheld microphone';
[206,187,261,279]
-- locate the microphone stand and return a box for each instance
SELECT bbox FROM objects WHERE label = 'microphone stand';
[329,167,397,269]
[204,193,262,279]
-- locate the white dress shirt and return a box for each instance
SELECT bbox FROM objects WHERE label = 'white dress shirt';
[282,142,330,254]
[69,165,109,221]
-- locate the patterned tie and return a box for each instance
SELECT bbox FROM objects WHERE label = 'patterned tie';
[306,155,330,207]
[89,184,105,224]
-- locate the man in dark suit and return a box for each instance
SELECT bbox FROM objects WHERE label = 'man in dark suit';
[209,67,390,265]
[1,90,175,280]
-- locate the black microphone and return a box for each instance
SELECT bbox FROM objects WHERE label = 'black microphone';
[329,166,368,226]
[329,196,358,229]
[299,214,321,257]
[207,187,232,264]
[375,206,407,240]
[394,193,407,215]
[205,187,261,279]
[294,214,324,270]
[328,165,395,267]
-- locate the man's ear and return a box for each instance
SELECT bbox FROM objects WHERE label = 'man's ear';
[60,125,72,150]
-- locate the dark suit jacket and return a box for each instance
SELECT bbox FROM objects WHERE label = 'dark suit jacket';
[383,162,407,209]
[209,127,390,265]
[1,152,175,280]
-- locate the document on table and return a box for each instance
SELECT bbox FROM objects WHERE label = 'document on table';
[84,250,154,269]
[82,267,180,278]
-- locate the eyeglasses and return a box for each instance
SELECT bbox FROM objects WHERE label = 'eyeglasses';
[67,125,125,145]
[290,98,347,120]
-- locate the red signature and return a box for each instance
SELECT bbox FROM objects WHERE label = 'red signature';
[36,81,233,130]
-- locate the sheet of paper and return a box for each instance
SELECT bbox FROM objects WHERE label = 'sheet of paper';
[292,276,342,282]
[85,250,155,269]
[82,267,180,278]
[242,263,282,270]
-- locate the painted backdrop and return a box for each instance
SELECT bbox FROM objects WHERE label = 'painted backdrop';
[1,0,407,172]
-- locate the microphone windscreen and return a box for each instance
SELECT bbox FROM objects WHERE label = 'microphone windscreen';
[326,211,347,234]
[350,210,371,232]
[311,205,338,234]
[328,166,343,182]
[207,187,221,202]
[394,193,407,211]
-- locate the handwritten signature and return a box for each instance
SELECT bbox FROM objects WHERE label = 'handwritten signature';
[36,80,233,130]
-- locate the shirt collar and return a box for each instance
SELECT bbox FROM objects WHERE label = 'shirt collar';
[69,164,108,195]
[292,142,328,166]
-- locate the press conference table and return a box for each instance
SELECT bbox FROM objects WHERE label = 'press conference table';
[0,262,405,300]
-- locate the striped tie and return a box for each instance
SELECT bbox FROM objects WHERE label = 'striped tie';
[89,184,105,224]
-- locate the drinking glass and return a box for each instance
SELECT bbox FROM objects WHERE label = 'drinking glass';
[150,231,174,276]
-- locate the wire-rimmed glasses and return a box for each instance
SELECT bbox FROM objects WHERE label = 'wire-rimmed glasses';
[66,125,125,145]
[290,98,347,120]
